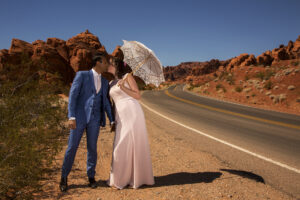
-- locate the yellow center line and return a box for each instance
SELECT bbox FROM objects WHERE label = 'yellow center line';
[164,90,300,130]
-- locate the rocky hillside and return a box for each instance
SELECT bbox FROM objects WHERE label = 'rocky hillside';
[164,36,300,84]
[164,36,300,115]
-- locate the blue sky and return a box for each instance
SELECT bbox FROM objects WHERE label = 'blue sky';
[1,0,300,66]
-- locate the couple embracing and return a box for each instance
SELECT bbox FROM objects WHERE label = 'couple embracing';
[59,52,155,192]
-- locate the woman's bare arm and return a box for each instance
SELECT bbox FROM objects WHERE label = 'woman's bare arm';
[119,73,141,100]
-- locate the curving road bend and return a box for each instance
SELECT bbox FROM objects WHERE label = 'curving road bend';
[140,84,300,198]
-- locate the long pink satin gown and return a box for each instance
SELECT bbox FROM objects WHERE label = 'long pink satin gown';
[107,73,155,189]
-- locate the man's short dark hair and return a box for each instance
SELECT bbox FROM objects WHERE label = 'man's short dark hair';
[92,52,107,66]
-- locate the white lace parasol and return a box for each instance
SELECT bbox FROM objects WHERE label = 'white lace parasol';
[120,40,165,87]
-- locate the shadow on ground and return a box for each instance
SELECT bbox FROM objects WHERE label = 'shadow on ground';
[149,171,222,187]
[220,169,265,183]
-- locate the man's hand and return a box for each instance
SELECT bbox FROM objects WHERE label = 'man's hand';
[68,119,76,130]
[110,122,116,132]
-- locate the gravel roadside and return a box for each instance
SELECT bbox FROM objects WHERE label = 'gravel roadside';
[33,105,296,200]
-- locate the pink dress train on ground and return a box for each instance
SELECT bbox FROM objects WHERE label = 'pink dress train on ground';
[107,73,155,189]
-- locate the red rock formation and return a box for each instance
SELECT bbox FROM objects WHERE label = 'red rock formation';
[292,36,300,58]
[0,30,112,84]
[241,54,256,66]
[31,40,74,83]
[272,48,289,61]
[163,59,221,82]
[1,32,299,87]
[9,38,33,56]
[0,49,9,70]
[256,50,274,66]
[287,41,293,51]
[227,53,250,69]
[66,30,107,72]
[5,39,34,65]
[46,38,69,62]
[111,45,124,60]
[164,35,300,84]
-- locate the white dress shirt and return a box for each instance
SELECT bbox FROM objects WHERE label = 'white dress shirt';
[92,68,102,93]
[69,68,115,125]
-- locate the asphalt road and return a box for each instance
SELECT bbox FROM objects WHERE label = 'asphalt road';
[140,84,300,198]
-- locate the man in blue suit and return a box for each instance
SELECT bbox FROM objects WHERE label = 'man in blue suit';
[59,52,115,192]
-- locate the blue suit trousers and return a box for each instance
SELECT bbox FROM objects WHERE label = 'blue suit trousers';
[61,113,101,178]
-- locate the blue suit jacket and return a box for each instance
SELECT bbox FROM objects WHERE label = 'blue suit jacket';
[68,69,115,127]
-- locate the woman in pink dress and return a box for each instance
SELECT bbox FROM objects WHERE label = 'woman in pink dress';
[106,58,155,189]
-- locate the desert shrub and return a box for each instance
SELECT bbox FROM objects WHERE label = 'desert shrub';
[216,83,226,92]
[264,81,273,90]
[291,61,299,66]
[187,83,199,91]
[226,74,235,85]
[244,75,250,81]
[279,65,288,70]
[187,85,194,90]
[216,83,222,90]
[203,90,209,94]
[192,82,202,87]
[254,70,275,81]
[0,55,68,199]
[235,86,243,93]
[137,82,146,90]
[265,70,275,80]
[142,84,156,90]
[219,71,229,81]
[255,72,265,80]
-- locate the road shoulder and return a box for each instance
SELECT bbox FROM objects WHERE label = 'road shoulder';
[33,107,296,200]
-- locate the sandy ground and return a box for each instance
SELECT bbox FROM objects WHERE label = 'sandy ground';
[33,107,296,200]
